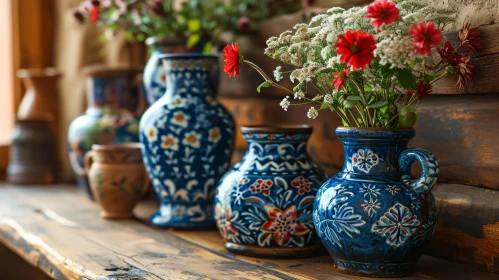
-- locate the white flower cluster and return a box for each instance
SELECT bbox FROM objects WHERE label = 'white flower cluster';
[374,34,417,68]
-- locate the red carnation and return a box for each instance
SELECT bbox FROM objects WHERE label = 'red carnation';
[455,53,474,88]
[408,81,432,100]
[90,1,100,23]
[335,30,377,70]
[332,69,350,89]
[408,21,443,56]
[365,0,400,32]
[223,43,241,78]
[458,23,481,54]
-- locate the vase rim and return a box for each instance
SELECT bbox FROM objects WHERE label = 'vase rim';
[83,65,143,77]
[241,125,313,134]
[145,36,187,46]
[335,126,415,139]
[91,143,143,151]
[159,53,219,60]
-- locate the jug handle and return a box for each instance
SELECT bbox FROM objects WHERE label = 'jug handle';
[399,148,439,198]
[84,151,96,174]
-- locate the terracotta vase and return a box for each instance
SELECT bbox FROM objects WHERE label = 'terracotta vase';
[84,143,150,219]
[67,66,147,198]
[7,118,56,184]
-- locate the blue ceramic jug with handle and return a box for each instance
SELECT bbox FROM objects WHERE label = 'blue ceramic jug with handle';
[313,127,439,277]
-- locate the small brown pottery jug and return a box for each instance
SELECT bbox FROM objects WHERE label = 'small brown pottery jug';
[85,143,149,219]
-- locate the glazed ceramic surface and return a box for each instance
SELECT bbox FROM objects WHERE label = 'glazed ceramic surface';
[143,37,188,105]
[313,127,439,277]
[68,68,147,197]
[214,126,326,258]
[85,143,149,219]
[140,54,235,228]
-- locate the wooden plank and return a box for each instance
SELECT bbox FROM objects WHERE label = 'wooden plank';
[0,185,496,279]
[426,183,499,274]
[220,93,499,189]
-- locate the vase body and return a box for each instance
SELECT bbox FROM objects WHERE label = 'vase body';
[7,119,56,184]
[85,143,149,219]
[67,67,147,198]
[313,127,439,277]
[140,54,235,228]
[143,37,188,105]
[214,126,326,258]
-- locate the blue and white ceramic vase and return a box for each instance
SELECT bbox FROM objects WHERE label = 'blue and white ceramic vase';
[215,126,326,258]
[140,54,235,228]
[313,127,439,277]
[143,37,187,105]
[68,67,147,198]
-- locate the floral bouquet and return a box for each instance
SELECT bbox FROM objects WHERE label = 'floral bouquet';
[223,0,481,128]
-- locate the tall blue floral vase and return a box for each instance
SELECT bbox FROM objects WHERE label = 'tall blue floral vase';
[214,126,326,258]
[313,127,439,277]
[140,54,235,228]
[68,67,147,198]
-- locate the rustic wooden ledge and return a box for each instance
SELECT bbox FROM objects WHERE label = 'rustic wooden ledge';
[0,184,496,280]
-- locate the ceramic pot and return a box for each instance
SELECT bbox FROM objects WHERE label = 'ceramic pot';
[143,37,188,105]
[68,66,147,198]
[7,118,56,184]
[140,54,235,228]
[214,125,326,258]
[85,143,149,219]
[313,127,439,277]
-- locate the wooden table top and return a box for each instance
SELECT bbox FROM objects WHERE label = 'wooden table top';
[0,184,496,280]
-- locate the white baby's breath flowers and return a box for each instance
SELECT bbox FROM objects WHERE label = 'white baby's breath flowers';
[280,96,290,111]
[375,34,417,68]
[273,66,282,82]
[324,94,334,105]
[294,90,305,100]
[307,107,319,119]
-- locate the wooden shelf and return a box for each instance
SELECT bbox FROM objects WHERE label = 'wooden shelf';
[0,184,496,279]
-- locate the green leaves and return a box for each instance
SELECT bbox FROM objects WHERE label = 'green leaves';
[396,69,417,91]
[367,100,388,109]
[257,80,271,93]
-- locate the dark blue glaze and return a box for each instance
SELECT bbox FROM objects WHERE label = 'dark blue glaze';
[313,127,439,277]
[140,54,235,228]
[214,126,326,256]
[68,71,146,198]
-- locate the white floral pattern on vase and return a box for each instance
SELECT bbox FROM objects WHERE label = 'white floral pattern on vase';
[140,54,235,228]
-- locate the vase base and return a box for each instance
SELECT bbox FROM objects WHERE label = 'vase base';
[225,242,325,259]
[333,259,416,278]
[101,211,134,219]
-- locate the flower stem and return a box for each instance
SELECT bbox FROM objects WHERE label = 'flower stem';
[244,60,294,94]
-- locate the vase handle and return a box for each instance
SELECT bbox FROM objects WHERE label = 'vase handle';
[84,151,96,174]
[399,149,439,198]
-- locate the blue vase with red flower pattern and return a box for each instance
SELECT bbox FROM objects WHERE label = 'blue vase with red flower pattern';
[140,54,235,228]
[313,127,439,277]
[214,125,326,258]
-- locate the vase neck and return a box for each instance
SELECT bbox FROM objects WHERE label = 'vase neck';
[336,128,415,179]
[86,75,142,113]
[162,56,219,99]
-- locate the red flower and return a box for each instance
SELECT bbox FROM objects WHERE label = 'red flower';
[407,82,432,100]
[436,41,456,61]
[291,176,312,195]
[335,30,377,70]
[223,43,241,78]
[89,1,100,23]
[332,69,350,89]
[261,205,310,246]
[237,17,250,30]
[250,179,273,196]
[455,53,474,88]
[458,23,481,54]
[408,21,443,56]
[215,204,238,239]
[365,0,400,32]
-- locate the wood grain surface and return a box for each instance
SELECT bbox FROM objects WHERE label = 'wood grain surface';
[0,184,497,279]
